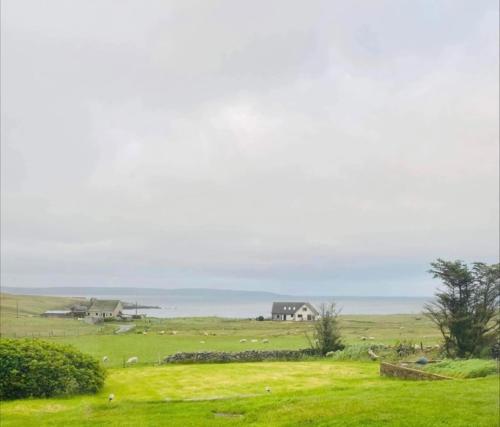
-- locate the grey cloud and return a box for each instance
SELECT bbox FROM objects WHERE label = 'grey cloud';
[1,0,498,295]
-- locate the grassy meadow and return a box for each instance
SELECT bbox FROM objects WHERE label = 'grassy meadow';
[1,293,497,426]
[1,360,498,426]
[1,293,441,367]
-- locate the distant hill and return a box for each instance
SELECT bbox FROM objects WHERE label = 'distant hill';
[1,287,299,301]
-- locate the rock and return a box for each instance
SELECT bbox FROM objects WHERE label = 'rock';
[415,357,428,365]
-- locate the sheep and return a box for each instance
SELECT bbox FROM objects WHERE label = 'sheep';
[240,339,247,343]
[159,330,165,335]
[172,331,178,335]
[360,336,367,341]
[265,386,271,393]
[368,337,375,340]
[102,356,109,363]
[199,340,205,344]
[262,339,269,343]
[126,356,138,364]
[203,332,209,336]
[142,331,148,335]
[325,351,335,357]
[108,393,115,402]
[367,349,379,361]
[251,339,258,343]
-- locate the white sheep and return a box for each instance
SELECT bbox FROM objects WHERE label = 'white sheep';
[251,339,258,343]
[367,349,379,361]
[159,330,165,335]
[200,340,205,344]
[102,356,109,362]
[325,351,335,357]
[126,356,138,364]
[265,386,271,393]
[240,339,247,343]
[203,332,209,336]
[108,393,115,402]
[262,339,269,343]
[142,331,148,335]
[368,337,375,340]
[172,331,178,335]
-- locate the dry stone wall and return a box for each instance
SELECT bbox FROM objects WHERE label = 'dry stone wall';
[164,349,316,364]
[380,362,451,380]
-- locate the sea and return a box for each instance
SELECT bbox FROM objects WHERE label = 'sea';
[120,296,430,318]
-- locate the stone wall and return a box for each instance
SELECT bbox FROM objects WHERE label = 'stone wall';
[380,362,451,380]
[164,349,317,364]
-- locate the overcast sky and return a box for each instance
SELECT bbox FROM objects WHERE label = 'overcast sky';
[1,0,498,296]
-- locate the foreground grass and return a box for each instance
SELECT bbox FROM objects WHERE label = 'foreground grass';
[1,360,498,426]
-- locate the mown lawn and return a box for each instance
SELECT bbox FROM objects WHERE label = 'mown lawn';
[1,360,497,426]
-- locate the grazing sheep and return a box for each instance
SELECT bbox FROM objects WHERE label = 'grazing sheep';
[240,339,247,343]
[262,339,269,343]
[368,337,375,340]
[203,332,209,336]
[102,356,109,362]
[126,356,138,364]
[159,330,165,335]
[325,351,335,357]
[172,331,178,335]
[108,393,115,402]
[142,331,148,335]
[251,339,258,343]
[265,386,271,393]
[361,336,367,341]
[367,349,379,361]
[200,340,205,344]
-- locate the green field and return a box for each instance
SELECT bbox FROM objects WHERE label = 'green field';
[1,293,441,367]
[1,360,498,426]
[1,293,497,426]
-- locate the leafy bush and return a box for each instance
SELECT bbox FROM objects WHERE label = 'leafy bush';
[329,344,386,361]
[423,359,498,378]
[394,340,416,358]
[0,339,105,400]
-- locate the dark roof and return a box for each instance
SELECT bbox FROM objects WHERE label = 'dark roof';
[87,299,122,312]
[71,304,89,312]
[271,302,319,315]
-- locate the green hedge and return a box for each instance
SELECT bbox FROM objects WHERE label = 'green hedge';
[0,339,105,400]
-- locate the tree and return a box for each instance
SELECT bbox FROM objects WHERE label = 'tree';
[425,259,499,358]
[308,303,344,355]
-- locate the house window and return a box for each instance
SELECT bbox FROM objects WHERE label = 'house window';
[302,307,307,311]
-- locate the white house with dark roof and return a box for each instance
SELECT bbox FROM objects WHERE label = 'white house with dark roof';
[86,299,123,319]
[271,302,319,321]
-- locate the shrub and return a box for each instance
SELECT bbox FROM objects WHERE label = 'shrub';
[255,316,265,321]
[0,339,105,400]
[308,303,344,355]
[394,340,416,358]
[329,344,386,361]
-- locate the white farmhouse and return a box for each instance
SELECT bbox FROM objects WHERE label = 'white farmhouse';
[271,302,319,321]
[86,299,123,320]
